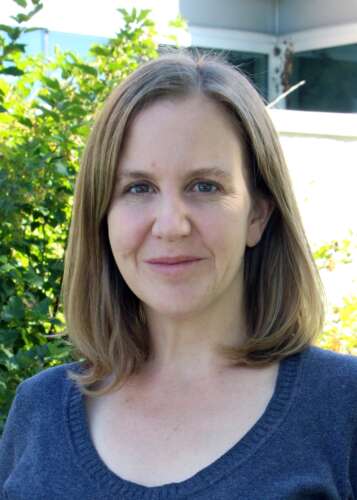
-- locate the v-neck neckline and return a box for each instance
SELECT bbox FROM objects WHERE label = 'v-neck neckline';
[66,347,307,499]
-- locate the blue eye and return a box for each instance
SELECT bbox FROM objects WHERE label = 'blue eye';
[126,183,153,194]
[124,180,220,195]
[192,181,219,193]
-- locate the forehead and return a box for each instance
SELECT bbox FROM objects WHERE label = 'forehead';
[119,94,245,163]
[128,93,239,132]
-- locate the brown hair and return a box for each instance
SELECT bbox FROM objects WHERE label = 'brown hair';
[61,49,325,397]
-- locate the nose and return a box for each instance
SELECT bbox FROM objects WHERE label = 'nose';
[151,194,191,240]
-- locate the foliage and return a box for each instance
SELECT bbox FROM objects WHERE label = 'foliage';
[0,0,159,434]
[0,0,43,110]
[314,235,357,355]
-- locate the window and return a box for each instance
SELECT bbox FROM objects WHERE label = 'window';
[287,44,357,113]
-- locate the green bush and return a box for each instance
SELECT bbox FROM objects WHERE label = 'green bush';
[0,0,159,434]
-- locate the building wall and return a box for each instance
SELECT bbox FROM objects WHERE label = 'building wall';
[277,0,357,34]
[180,0,357,36]
[179,0,276,34]
[270,109,357,307]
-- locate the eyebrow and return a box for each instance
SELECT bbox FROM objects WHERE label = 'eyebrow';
[117,166,232,182]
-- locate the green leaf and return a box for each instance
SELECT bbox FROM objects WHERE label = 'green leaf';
[11,3,43,24]
[0,25,21,40]
[36,104,60,119]
[3,43,26,56]
[0,66,24,76]
[0,263,15,273]
[117,8,128,16]
[11,14,30,23]
[32,297,51,316]
[137,9,152,22]
[2,297,25,321]
[66,52,79,64]
[27,3,43,19]
[13,0,28,7]
[41,76,61,90]
[16,115,33,127]
[24,268,43,287]
[38,93,56,106]
[0,105,7,113]
[47,342,65,358]
[89,45,109,56]
[74,63,98,76]
[0,329,20,348]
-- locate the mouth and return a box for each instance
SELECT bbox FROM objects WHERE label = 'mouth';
[145,259,203,276]
[145,256,203,264]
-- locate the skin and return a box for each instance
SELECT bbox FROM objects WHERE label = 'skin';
[107,93,273,388]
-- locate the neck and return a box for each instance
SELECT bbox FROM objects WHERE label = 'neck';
[140,297,247,384]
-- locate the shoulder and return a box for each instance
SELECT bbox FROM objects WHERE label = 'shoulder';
[19,360,81,390]
[2,361,83,446]
[15,361,82,410]
[300,345,357,408]
[305,345,357,379]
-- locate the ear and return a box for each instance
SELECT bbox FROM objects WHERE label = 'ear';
[246,196,274,248]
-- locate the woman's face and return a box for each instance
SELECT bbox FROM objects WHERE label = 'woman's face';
[107,94,270,319]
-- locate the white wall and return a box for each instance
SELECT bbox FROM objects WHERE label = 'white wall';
[270,109,357,306]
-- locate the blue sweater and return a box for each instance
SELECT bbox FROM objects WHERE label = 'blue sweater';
[1,345,357,499]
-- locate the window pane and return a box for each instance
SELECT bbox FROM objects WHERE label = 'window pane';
[287,44,357,113]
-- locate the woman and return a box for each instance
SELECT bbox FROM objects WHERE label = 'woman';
[1,50,356,499]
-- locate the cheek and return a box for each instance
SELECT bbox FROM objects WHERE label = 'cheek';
[200,197,250,248]
[199,199,250,279]
[107,204,148,258]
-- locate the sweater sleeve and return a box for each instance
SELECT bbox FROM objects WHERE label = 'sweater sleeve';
[0,381,27,498]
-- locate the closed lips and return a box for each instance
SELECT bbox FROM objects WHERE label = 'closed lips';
[145,257,202,264]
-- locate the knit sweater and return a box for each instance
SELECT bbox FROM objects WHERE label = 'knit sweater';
[1,345,356,500]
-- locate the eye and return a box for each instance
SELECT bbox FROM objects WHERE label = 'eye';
[124,183,154,195]
[191,181,220,193]
[123,180,221,195]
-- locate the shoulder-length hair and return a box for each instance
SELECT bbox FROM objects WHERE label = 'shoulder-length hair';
[61,49,325,397]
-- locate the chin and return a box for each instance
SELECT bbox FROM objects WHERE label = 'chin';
[143,297,208,320]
